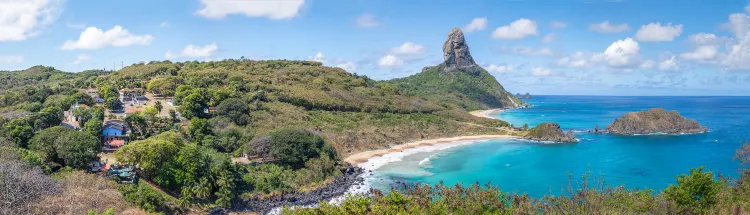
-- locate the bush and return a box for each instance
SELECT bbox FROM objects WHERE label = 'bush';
[268,128,335,168]
[664,166,723,213]
[118,182,168,213]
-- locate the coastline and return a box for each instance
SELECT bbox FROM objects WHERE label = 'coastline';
[469,108,506,119]
[344,135,514,167]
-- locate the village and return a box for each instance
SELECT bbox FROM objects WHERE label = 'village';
[60,87,192,183]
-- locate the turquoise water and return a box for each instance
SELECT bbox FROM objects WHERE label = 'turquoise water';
[367,96,750,197]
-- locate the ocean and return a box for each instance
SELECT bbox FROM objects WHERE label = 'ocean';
[362,96,750,197]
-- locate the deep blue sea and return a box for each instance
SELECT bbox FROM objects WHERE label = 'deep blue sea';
[364,96,750,197]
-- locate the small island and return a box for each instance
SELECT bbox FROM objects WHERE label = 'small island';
[524,122,578,143]
[605,108,708,135]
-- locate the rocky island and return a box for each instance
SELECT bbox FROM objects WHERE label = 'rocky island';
[524,122,578,143]
[605,108,708,135]
[516,93,532,99]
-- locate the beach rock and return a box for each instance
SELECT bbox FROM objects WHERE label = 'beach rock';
[230,166,365,214]
[524,122,578,143]
[443,28,476,69]
[605,108,708,135]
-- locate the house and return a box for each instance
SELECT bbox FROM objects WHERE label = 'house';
[102,120,129,151]
[61,102,89,130]
[119,88,145,103]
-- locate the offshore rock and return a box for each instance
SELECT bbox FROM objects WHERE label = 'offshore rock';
[605,108,708,135]
[524,122,578,143]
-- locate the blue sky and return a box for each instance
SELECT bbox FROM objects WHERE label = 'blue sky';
[1,0,750,96]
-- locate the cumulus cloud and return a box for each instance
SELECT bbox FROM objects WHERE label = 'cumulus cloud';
[355,13,379,28]
[681,45,718,61]
[557,52,591,68]
[60,26,153,50]
[463,17,488,33]
[492,18,538,40]
[688,33,728,46]
[599,38,641,67]
[589,21,630,33]
[542,33,555,43]
[486,64,516,73]
[634,22,683,42]
[658,56,681,72]
[390,42,426,55]
[0,55,23,64]
[71,55,91,65]
[165,43,219,59]
[307,52,326,63]
[531,67,554,76]
[336,61,357,71]
[549,21,567,29]
[378,55,403,68]
[718,13,750,70]
[196,0,305,19]
[0,0,61,41]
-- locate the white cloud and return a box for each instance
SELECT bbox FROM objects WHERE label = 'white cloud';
[500,46,555,56]
[160,22,169,28]
[390,42,425,55]
[600,38,641,67]
[658,56,680,72]
[634,22,683,42]
[196,0,305,19]
[531,67,554,76]
[746,5,750,13]
[355,13,379,28]
[336,62,357,71]
[721,34,750,70]
[680,45,718,61]
[550,21,567,29]
[60,26,153,50]
[71,55,90,65]
[167,43,219,59]
[688,33,726,46]
[378,55,403,68]
[308,52,325,63]
[726,13,750,38]
[557,52,591,68]
[589,21,630,33]
[486,64,515,73]
[542,33,555,43]
[463,17,488,33]
[640,60,654,69]
[0,0,61,41]
[492,18,538,40]
[0,55,23,64]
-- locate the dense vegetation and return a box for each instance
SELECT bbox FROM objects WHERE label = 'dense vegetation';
[387,64,523,111]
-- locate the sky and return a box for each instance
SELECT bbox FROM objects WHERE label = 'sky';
[2,0,750,96]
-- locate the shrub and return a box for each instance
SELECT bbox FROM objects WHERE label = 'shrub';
[664,166,723,213]
[268,128,333,168]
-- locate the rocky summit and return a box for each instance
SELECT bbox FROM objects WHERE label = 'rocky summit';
[605,108,708,135]
[443,28,476,69]
[524,122,578,143]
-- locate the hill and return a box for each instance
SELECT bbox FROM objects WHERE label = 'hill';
[387,28,525,111]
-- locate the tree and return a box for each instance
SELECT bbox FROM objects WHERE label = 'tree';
[522,123,529,131]
[124,113,149,140]
[0,148,60,215]
[189,118,212,144]
[168,109,177,123]
[147,76,183,97]
[144,106,158,121]
[69,92,95,106]
[215,98,250,126]
[180,89,209,119]
[30,126,74,163]
[53,131,101,169]
[664,166,723,213]
[9,125,33,148]
[268,128,333,168]
[155,101,163,113]
[84,118,103,139]
[73,108,93,127]
[105,97,123,111]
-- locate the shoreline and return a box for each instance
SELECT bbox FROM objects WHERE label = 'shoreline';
[344,135,514,167]
[469,108,506,119]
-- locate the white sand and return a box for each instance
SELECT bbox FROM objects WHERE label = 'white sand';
[469,108,505,119]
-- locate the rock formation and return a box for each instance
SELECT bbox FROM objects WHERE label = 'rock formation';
[524,122,578,143]
[605,108,708,135]
[443,28,476,69]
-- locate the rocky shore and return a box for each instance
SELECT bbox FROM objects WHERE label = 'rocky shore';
[605,108,708,135]
[523,122,578,143]
[224,166,366,215]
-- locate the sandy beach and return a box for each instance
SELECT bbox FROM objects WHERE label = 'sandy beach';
[344,135,514,166]
[469,108,506,119]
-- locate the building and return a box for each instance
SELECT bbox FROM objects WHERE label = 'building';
[61,102,89,130]
[102,120,129,151]
[119,88,145,103]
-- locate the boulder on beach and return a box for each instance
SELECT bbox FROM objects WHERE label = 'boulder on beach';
[524,122,578,143]
[605,108,708,135]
